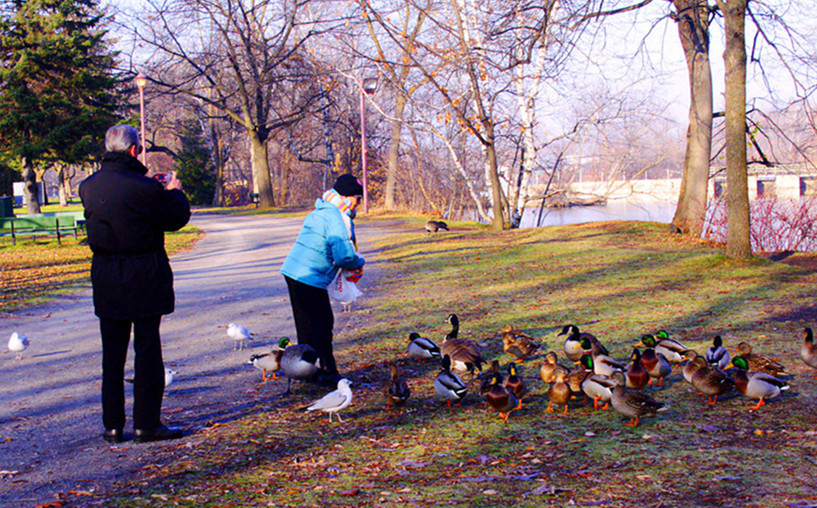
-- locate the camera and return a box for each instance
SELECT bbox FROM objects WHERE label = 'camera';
[152,173,170,185]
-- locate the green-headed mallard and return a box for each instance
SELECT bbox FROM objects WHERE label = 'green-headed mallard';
[485,375,520,422]
[407,332,441,360]
[433,355,468,407]
[502,325,540,363]
[705,335,730,370]
[801,327,817,377]
[625,348,650,390]
[641,348,672,386]
[734,341,786,376]
[610,371,666,427]
[579,344,625,378]
[727,356,790,410]
[546,370,571,414]
[540,351,570,384]
[636,332,688,363]
[691,356,734,405]
[280,341,320,395]
[504,363,527,401]
[441,314,485,373]
[247,337,288,382]
[581,373,616,410]
[559,324,608,362]
[386,364,411,410]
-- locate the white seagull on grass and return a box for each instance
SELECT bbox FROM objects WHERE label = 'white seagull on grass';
[306,378,353,423]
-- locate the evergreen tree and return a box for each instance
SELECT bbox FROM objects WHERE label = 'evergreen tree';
[0,0,123,213]
[177,120,216,206]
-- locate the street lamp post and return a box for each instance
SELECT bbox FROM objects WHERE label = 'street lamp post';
[360,77,377,214]
[135,72,148,168]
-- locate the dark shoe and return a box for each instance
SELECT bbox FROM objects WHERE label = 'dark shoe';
[316,372,343,388]
[103,428,124,444]
[133,424,183,443]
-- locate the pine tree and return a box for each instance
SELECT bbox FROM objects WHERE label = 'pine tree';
[177,120,216,206]
[0,0,123,213]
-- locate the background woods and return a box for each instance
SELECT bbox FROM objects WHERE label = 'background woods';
[1,0,816,248]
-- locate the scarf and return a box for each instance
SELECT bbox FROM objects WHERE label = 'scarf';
[322,188,356,245]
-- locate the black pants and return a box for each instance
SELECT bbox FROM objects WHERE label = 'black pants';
[284,275,338,376]
[100,316,164,431]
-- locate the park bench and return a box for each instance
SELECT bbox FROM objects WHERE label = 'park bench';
[250,193,260,207]
[0,212,85,246]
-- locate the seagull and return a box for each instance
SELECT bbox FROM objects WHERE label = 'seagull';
[8,333,29,360]
[126,368,177,388]
[305,378,353,423]
[227,323,254,350]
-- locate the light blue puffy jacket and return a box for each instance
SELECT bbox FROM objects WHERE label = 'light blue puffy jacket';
[280,199,365,289]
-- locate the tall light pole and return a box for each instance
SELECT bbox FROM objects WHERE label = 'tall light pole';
[360,77,377,214]
[135,72,148,168]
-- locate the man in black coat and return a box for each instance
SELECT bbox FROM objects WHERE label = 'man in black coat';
[79,125,190,444]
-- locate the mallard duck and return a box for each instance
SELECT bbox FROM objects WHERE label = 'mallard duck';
[560,324,608,362]
[610,371,667,427]
[484,375,520,422]
[247,337,288,382]
[636,332,688,363]
[480,360,503,395]
[727,356,790,410]
[386,364,411,410]
[227,322,254,351]
[566,363,591,399]
[280,341,320,395]
[734,341,786,376]
[546,370,571,414]
[306,378,353,423]
[706,335,730,370]
[801,327,817,377]
[407,332,441,360]
[7,332,29,360]
[579,346,625,378]
[691,357,734,405]
[641,348,672,385]
[502,325,540,363]
[682,350,702,384]
[625,348,650,390]
[425,220,449,233]
[433,355,468,406]
[540,351,570,384]
[504,363,527,401]
[441,315,485,373]
[581,374,616,410]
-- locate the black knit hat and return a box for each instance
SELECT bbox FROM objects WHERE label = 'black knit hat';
[333,174,364,197]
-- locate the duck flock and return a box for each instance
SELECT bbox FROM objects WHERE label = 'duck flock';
[244,317,817,426]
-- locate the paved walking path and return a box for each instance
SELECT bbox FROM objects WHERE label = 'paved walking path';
[0,213,383,506]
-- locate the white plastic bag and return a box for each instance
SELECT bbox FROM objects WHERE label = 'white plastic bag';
[328,269,363,304]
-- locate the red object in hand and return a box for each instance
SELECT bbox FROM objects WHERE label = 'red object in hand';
[152,173,170,185]
[345,268,363,283]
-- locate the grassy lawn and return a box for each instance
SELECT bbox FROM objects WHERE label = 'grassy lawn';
[73,215,817,508]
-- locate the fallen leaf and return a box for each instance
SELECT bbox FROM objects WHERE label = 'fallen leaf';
[339,488,360,496]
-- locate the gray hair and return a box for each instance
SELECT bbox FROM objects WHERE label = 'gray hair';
[105,125,140,153]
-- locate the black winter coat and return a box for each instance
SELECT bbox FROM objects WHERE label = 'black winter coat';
[79,152,191,319]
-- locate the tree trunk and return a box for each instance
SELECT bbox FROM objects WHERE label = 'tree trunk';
[484,121,504,231]
[57,164,69,206]
[22,156,41,214]
[671,0,713,237]
[384,91,408,210]
[720,0,751,258]
[249,129,275,208]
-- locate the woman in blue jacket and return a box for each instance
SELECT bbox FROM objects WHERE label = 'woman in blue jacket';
[281,174,365,386]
